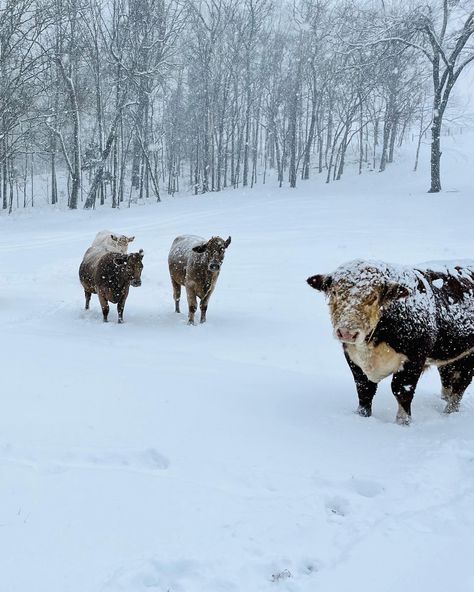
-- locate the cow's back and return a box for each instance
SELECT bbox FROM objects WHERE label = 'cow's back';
[418,262,474,361]
[373,260,474,363]
[79,245,109,293]
[168,235,205,285]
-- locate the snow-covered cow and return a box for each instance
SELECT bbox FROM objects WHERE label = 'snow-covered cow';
[307,259,474,424]
[79,230,143,322]
[168,235,231,325]
[91,230,135,253]
[79,249,144,323]
[81,230,134,277]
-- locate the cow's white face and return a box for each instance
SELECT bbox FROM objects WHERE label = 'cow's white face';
[307,262,410,345]
[111,234,135,252]
[327,277,382,344]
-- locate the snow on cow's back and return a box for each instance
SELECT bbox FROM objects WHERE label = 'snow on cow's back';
[417,260,474,334]
[81,245,109,270]
[416,259,474,277]
[171,234,206,249]
[333,258,474,291]
[169,235,206,259]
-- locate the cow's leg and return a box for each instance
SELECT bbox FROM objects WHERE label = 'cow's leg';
[199,290,213,324]
[172,278,181,313]
[438,354,474,413]
[84,290,92,310]
[390,359,425,425]
[343,349,378,417]
[186,285,197,325]
[439,361,456,402]
[117,289,129,324]
[98,291,109,322]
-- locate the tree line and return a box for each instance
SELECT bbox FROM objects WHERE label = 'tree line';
[0,0,472,212]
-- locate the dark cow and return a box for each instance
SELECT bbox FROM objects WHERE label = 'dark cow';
[168,235,231,325]
[307,259,474,424]
[79,250,144,323]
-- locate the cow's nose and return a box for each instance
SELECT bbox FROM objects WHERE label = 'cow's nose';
[209,263,220,272]
[132,279,142,287]
[336,327,359,343]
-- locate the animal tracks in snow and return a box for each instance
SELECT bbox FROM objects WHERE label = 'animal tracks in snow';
[325,495,350,518]
[0,446,169,475]
[349,477,385,498]
[324,478,384,520]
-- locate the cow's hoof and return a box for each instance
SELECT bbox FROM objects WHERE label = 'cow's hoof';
[357,406,372,417]
[444,402,460,414]
[187,320,195,326]
[118,319,124,324]
[103,319,108,323]
[396,414,411,426]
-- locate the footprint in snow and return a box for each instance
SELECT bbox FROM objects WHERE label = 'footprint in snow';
[2,447,169,474]
[350,478,384,498]
[325,495,350,518]
[83,448,170,472]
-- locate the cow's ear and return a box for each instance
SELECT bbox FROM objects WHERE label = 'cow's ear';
[307,274,332,292]
[111,234,118,242]
[381,283,410,303]
[128,236,135,243]
[224,236,231,248]
[114,255,127,266]
[192,242,207,254]
[138,249,144,259]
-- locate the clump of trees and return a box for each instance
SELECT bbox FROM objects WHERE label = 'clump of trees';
[0,0,472,212]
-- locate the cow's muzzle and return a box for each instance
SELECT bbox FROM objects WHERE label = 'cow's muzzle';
[208,263,220,272]
[335,327,359,344]
[131,279,142,287]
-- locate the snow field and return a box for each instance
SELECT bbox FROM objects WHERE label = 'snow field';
[1,131,474,591]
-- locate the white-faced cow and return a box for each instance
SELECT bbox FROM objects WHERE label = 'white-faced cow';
[168,235,231,325]
[307,259,474,424]
[91,230,135,253]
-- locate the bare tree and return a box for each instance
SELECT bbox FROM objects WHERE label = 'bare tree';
[357,1,474,192]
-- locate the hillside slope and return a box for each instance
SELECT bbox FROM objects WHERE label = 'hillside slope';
[0,132,473,592]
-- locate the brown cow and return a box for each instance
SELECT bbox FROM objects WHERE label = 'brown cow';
[79,250,144,323]
[168,235,231,324]
[307,259,474,424]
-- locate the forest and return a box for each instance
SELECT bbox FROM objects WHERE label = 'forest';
[0,0,473,211]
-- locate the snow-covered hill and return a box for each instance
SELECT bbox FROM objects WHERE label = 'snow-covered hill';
[1,133,474,592]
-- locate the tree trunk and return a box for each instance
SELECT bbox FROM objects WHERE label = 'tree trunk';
[428,114,442,193]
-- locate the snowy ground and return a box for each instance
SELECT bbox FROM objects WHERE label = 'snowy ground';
[1,133,474,592]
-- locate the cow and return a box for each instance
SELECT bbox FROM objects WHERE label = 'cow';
[79,249,144,323]
[91,230,135,254]
[168,235,231,325]
[307,259,474,424]
[80,231,134,287]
